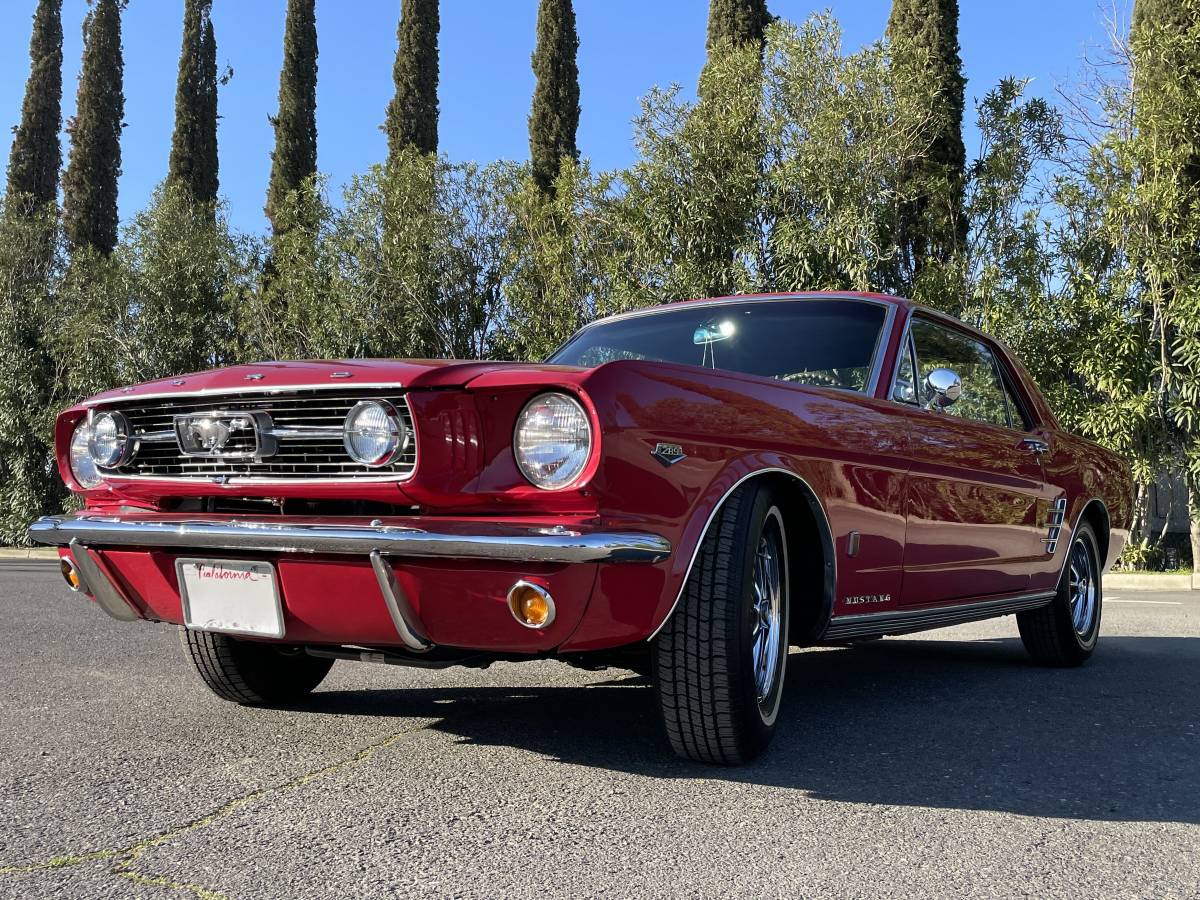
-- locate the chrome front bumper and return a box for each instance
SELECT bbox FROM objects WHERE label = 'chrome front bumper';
[28,513,672,564]
[30,512,672,653]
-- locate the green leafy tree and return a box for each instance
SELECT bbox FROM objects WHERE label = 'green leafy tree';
[61,0,124,255]
[5,0,63,216]
[611,17,933,304]
[1128,0,1200,569]
[386,0,439,159]
[119,182,247,381]
[168,0,219,206]
[0,202,64,545]
[528,0,580,195]
[499,161,616,359]
[886,0,967,308]
[670,0,772,297]
[757,17,933,293]
[616,44,761,302]
[265,0,318,234]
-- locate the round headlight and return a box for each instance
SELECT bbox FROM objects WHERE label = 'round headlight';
[343,400,407,467]
[87,411,132,469]
[514,393,592,490]
[69,419,103,489]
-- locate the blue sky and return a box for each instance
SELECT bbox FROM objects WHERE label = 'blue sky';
[0,1,1125,236]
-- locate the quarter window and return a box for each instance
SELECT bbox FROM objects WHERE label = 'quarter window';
[909,319,1012,428]
[892,336,918,404]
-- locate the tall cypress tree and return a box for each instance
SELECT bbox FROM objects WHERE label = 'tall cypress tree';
[705,0,771,53]
[265,0,318,233]
[6,0,63,214]
[62,0,124,255]
[168,0,219,205]
[385,0,439,159]
[528,0,580,195]
[887,0,967,285]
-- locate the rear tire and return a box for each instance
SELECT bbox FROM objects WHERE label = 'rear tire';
[181,628,334,705]
[1018,522,1103,667]
[653,482,790,764]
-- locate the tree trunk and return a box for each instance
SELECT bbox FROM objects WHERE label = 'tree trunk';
[1188,474,1200,575]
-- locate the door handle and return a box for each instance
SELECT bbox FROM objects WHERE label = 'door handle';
[1021,437,1050,455]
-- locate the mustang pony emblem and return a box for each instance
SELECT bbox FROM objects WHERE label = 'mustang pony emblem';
[189,417,238,451]
[174,412,270,459]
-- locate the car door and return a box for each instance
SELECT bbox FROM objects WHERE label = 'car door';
[894,316,1048,607]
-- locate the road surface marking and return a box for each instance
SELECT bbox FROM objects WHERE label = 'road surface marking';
[1107,599,1183,605]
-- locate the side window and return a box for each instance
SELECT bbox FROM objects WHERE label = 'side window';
[892,336,918,403]
[910,319,1011,428]
[996,363,1032,430]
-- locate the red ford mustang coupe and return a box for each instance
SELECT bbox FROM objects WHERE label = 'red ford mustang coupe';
[31,292,1132,764]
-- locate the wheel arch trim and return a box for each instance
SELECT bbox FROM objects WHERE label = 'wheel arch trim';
[1062,497,1113,579]
[645,466,836,641]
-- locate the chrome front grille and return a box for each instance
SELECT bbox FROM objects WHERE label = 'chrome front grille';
[102,389,416,481]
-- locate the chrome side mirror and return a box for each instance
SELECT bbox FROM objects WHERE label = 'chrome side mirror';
[925,368,962,409]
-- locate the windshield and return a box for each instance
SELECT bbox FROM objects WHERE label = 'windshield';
[549,299,888,392]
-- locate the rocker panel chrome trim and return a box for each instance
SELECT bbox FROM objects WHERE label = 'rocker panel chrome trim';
[822,590,1055,641]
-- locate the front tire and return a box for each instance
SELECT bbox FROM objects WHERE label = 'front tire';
[653,483,789,764]
[181,628,334,705]
[1018,522,1103,667]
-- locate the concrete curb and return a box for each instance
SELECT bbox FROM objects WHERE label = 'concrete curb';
[1107,572,1198,591]
[0,548,58,561]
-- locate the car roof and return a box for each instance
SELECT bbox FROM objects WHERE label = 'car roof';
[637,291,911,314]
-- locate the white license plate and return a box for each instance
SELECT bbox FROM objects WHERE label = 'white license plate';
[177,558,284,638]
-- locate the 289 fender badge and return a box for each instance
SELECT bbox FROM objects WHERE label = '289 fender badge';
[651,442,686,467]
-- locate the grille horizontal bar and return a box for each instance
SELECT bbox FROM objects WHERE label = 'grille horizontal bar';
[102,389,416,481]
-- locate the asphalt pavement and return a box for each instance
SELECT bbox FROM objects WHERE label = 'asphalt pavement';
[1,559,1197,899]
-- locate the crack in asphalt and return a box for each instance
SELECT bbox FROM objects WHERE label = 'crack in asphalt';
[0,720,437,899]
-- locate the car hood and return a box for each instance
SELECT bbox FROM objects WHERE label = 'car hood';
[80,359,590,406]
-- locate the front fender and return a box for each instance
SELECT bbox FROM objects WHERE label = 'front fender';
[557,360,910,652]
[559,453,836,652]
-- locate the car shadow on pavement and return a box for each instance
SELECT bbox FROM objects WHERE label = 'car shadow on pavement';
[301,635,1200,825]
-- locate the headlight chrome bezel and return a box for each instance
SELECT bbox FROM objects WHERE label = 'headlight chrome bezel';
[87,411,134,470]
[513,392,594,491]
[343,400,409,468]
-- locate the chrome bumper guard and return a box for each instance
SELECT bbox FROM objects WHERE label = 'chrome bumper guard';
[30,513,672,653]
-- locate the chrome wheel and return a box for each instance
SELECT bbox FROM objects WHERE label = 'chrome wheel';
[750,514,784,706]
[1068,536,1098,637]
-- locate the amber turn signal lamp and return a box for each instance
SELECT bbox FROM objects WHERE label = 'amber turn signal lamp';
[60,558,84,593]
[507,581,556,629]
